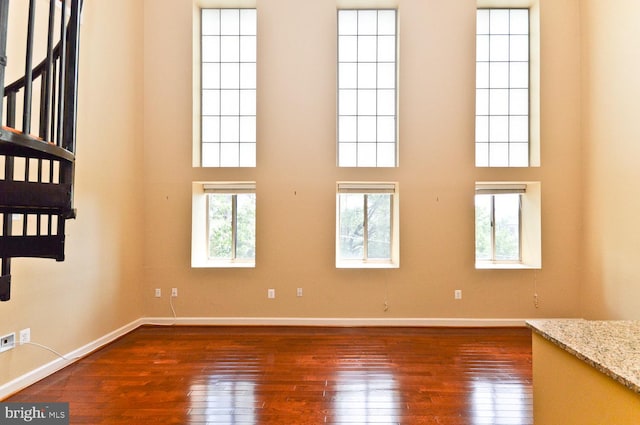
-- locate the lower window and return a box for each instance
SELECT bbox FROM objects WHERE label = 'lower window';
[192,182,256,268]
[336,182,399,268]
[475,182,541,269]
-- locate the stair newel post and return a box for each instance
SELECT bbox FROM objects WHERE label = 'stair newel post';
[23,0,36,134]
[59,0,80,228]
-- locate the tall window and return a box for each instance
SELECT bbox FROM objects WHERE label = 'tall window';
[336,183,399,268]
[475,183,529,267]
[201,9,257,167]
[337,10,397,167]
[476,9,529,167]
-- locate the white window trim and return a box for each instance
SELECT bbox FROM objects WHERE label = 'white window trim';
[475,181,541,269]
[336,182,400,269]
[192,181,256,268]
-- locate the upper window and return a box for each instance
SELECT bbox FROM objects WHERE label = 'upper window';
[336,182,399,268]
[337,10,397,167]
[476,9,529,167]
[200,9,257,167]
[192,182,256,268]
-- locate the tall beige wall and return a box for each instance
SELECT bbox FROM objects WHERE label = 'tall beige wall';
[580,0,640,319]
[143,0,583,320]
[0,0,144,386]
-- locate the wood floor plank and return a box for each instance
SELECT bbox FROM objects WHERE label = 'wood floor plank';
[5,326,532,424]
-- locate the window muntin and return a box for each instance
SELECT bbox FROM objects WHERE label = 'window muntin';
[475,186,523,263]
[476,8,529,167]
[337,183,398,268]
[201,9,257,167]
[338,10,397,167]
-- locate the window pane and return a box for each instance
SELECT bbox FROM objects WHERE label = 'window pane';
[208,194,233,259]
[220,90,240,115]
[338,10,358,35]
[376,142,396,167]
[220,36,240,62]
[358,36,377,62]
[367,194,391,259]
[489,62,509,88]
[475,195,492,261]
[235,194,256,260]
[202,63,220,89]
[220,9,240,35]
[240,36,257,62]
[377,116,395,142]
[489,9,509,33]
[240,9,257,35]
[378,11,396,35]
[357,143,377,167]
[339,36,358,62]
[378,63,395,89]
[494,194,520,260]
[510,10,529,34]
[358,11,377,35]
[202,36,220,62]
[220,142,240,166]
[240,116,256,142]
[239,143,256,167]
[377,90,395,116]
[358,89,377,115]
[378,36,395,62]
[240,63,256,89]
[339,194,365,259]
[339,90,357,115]
[202,9,220,35]
[358,63,377,89]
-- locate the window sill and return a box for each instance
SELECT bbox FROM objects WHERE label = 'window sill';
[192,261,255,269]
[336,261,399,269]
[475,262,540,270]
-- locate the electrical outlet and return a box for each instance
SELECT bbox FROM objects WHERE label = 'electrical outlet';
[19,328,30,345]
[171,288,178,297]
[454,290,462,300]
[155,288,161,298]
[0,333,16,353]
[296,288,303,297]
[267,289,275,299]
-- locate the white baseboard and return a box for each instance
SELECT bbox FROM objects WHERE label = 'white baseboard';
[0,318,144,400]
[142,317,527,327]
[1,316,526,399]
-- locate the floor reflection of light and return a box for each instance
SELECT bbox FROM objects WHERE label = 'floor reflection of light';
[333,371,400,424]
[188,378,256,425]
[471,379,526,425]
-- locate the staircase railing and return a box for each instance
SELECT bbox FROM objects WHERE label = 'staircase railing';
[0,0,82,301]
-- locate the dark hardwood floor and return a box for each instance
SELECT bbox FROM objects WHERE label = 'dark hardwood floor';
[6,326,532,424]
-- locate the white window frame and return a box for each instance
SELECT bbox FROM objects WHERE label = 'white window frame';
[475,182,541,269]
[336,182,400,268]
[192,182,256,268]
[337,9,398,168]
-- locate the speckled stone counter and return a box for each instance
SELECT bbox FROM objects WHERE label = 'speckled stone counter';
[526,319,640,394]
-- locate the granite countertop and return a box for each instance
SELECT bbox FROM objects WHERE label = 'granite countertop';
[526,319,640,394]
